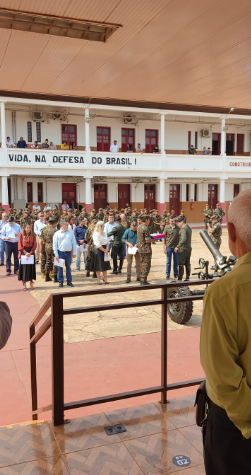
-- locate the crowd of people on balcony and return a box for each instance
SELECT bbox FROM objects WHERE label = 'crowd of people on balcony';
[5,136,78,150]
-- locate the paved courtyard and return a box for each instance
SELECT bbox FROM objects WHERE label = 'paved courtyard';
[31,228,230,343]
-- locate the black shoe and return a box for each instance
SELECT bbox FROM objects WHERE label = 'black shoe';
[136,277,141,282]
[67,282,74,287]
[126,278,131,283]
[166,275,170,279]
[86,271,90,277]
[45,274,52,282]
[141,281,150,286]
[184,277,190,282]
[53,276,58,283]
[59,283,63,287]
[110,270,118,274]
[92,273,97,278]
[0,262,4,266]
[118,269,121,274]
[76,268,80,271]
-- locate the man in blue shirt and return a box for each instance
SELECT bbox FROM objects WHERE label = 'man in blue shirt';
[53,221,76,287]
[0,212,8,265]
[122,221,141,283]
[17,137,27,148]
[74,218,88,271]
[1,217,21,275]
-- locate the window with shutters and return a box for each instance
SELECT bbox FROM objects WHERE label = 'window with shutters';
[27,122,32,142]
[37,183,43,202]
[237,134,244,154]
[36,122,41,143]
[27,182,33,202]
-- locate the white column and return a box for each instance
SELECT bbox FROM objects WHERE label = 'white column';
[85,177,92,212]
[181,183,187,202]
[160,113,165,153]
[85,107,90,152]
[1,101,6,150]
[221,118,226,156]
[1,175,9,205]
[159,178,165,203]
[219,178,226,203]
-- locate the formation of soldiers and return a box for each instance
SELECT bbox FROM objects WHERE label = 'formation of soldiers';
[202,203,225,249]
[0,202,226,284]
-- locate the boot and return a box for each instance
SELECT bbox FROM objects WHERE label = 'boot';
[53,275,58,283]
[184,265,190,281]
[118,259,124,274]
[92,272,97,278]
[86,270,90,277]
[178,265,184,281]
[45,274,52,282]
[111,259,118,274]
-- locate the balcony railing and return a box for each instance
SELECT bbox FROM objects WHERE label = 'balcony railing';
[29,280,212,426]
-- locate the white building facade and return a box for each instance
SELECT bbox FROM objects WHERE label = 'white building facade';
[1,96,251,222]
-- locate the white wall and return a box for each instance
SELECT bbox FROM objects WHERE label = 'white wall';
[131,183,144,203]
[225,182,233,201]
[47,180,61,203]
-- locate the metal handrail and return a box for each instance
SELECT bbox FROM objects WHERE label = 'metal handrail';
[29,279,212,425]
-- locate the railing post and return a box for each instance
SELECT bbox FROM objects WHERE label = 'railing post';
[161,286,168,403]
[30,325,38,420]
[51,294,64,425]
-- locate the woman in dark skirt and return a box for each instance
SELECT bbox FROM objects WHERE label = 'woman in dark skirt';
[91,221,111,284]
[18,224,37,291]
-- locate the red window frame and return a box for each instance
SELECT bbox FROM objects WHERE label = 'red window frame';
[97,127,111,152]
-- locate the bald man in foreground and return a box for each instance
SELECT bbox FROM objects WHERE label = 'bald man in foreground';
[200,189,251,474]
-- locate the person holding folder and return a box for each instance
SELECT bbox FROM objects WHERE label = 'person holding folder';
[18,224,37,291]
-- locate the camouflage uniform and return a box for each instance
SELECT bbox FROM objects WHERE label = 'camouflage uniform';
[137,222,152,283]
[85,226,95,274]
[43,225,57,276]
[202,207,212,229]
[210,222,222,249]
[20,215,32,230]
[95,212,104,221]
[153,213,161,233]
[39,226,47,276]
[214,206,225,223]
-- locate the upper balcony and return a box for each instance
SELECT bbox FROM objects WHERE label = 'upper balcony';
[0,147,251,177]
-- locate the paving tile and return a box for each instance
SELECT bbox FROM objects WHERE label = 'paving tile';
[170,465,205,474]
[0,422,59,467]
[0,456,69,474]
[105,403,175,440]
[179,425,203,456]
[155,395,197,429]
[124,431,203,474]
[52,413,120,453]
[64,442,144,475]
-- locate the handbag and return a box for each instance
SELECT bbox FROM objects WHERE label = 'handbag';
[194,380,207,427]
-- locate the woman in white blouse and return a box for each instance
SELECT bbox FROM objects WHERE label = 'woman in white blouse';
[92,221,110,284]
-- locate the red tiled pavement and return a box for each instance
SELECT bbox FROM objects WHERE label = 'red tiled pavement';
[0,267,204,426]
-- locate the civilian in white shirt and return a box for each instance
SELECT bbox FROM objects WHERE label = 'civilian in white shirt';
[62,200,69,211]
[92,221,111,284]
[110,140,119,152]
[33,201,41,211]
[43,203,51,211]
[104,214,117,250]
[34,213,46,263]
[6,137,15,148]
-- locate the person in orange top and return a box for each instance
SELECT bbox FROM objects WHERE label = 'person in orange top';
[18,224,37,291]
[61,141,69,149]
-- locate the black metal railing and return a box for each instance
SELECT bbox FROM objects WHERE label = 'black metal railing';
[29,280,212,425]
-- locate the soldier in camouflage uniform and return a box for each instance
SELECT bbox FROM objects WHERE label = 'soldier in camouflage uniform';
[20,210,32,230]
[88,209,96,224]
[95,208,104,221]
[208,214,222,249]
[152,210,161,233]
[85,219,97,277]
[42,218,58,282]
[202,204,212,229]
[213,203,226,223]
[15,209,23,223]
[137,215,155,285]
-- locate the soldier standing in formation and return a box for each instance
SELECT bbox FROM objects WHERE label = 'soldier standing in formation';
[208,214,222,249]
[202,204,212,229]
[137,215,155,285]
[174,216,192,281]
[42,217,58,282]
[214,202,226,223]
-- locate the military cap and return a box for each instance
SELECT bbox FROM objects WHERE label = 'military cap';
[176,216,186,223]
[124,208,128,211]
[82,207,86,211]
[180,210,184,213]
[120,208,125,212]
[163,210,167,213]
[99,207,103,211]
[92,218,97,223]
[48,217,57,224]
[67,208,73,212]
[142,214,150,219]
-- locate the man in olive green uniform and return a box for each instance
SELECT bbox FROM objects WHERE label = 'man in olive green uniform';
[174,216,192,281]
[153,210,161,233]
[137,215,155,285]
[208,214,222,249]
[202,204,212,229]
[15,209,23,223]
[20,210,32,230]
[43,218,57,282]
[107,215,126,274]
[88,209,96,224]
[96,208,104,221]
[178,210,187,221]
[85,219,97,278]
[214,202,226,223]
